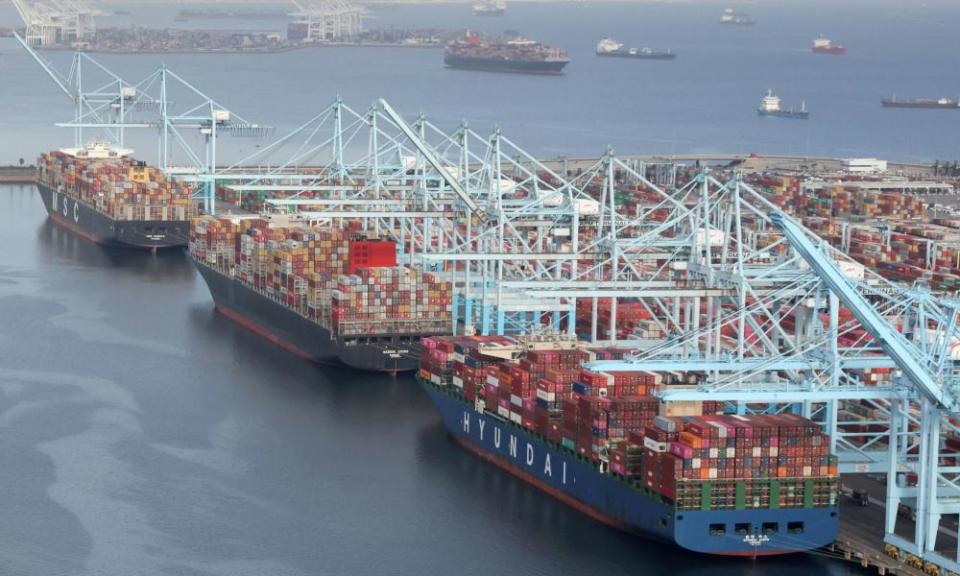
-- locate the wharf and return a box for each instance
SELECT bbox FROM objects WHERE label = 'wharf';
[829,475,957,576]
[0,166,37,184]
[538,154,939,179]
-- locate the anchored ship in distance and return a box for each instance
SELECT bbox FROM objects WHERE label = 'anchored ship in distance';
[758,90,809,120]
[419,335,840,556]
[882,95,960,109]
[595,38,675,60]
[811,34,845,55]
[720,8,755,26]
[472,0,505,16]
[444,34,570,75]
[36,142,195,250]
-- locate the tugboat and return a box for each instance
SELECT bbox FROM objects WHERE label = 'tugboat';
[720,8,755,26]
[472,0,505,16]
[812,34,845,55]
[595,38,675,60]
[757,90,809,119]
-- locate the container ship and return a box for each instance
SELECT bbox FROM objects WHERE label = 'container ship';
[882,96,960,109]
[418,335,840,556]
[595,38,675,60]
[758,90,809,120]
[444,34,570,75]
[811,34,845,55]
[36,142,195,249]
[472,0,505,16]
[720,8,755,26]
[189,214,452,372]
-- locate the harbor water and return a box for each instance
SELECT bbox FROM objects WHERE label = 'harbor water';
[0,184,853,574]
[0,1,959,164]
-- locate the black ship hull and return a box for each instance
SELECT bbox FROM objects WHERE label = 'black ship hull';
[444,54,568,75]
[193,258,421,373]
[882,100,959,109]
[36,182,189,249]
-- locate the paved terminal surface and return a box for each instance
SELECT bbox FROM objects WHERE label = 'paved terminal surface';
[832,474,958,575]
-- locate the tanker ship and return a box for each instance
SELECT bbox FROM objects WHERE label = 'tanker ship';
[757,90,809,119]
[444,34,570,75]
[419,335,840,556]
[189,214,452,372]
[36,143,194,249]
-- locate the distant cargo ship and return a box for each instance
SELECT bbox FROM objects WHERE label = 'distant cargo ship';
[472,0,506,16]
[444,34,570,75]
[720,8,755,26]
[882,96,960,109]
[758,90,809,119]
[811,34,845,55]
[595,38,675,60]
[37,142,194,249]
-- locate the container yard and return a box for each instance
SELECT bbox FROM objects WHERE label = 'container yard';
[188,213,452,372]
[35,143,195,249]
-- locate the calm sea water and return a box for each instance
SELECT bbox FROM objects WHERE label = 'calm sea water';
[0,0,959,165]
[0,1,948,574]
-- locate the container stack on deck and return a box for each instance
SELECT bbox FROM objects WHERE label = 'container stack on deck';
[38,151,195,221]
[190,215,452,337]
[419,335,837,509]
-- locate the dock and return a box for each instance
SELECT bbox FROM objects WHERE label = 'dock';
[829,475,957,576]
[0,166,37,184]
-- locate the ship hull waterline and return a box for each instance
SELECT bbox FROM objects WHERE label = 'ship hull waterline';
[444,55,569,75]
[193,258,422,373]
[36,181,190,249]
[420,378,839,556]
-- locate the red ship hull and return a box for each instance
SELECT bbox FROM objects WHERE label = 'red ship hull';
[812,46,845,55]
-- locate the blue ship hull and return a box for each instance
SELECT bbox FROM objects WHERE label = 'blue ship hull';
[420,378,839,556]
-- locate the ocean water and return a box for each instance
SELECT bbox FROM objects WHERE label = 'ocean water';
[0,0,958,165]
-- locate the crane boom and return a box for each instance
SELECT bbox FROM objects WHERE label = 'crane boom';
[13,32,74,100]
[770,210,954,410]
[378,98,487,223]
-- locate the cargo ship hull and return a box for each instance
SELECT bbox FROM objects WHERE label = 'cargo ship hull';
[597,50,675,60]
[444,54,568,75]
[37,182,190,249]
[193,258,421,372]
[882,100,960,109]
[421,378,839,556]
[812,47,845,55]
